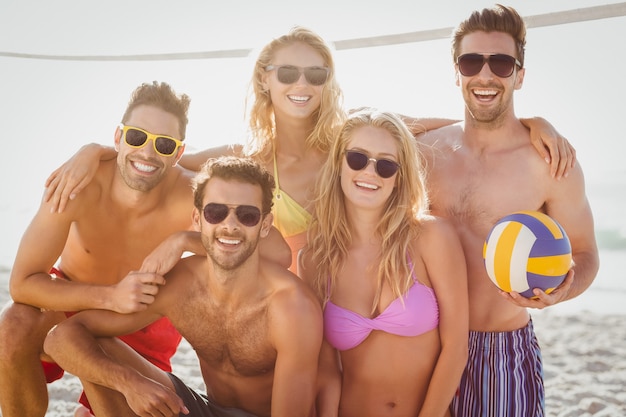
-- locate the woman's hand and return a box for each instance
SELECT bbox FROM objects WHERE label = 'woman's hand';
[521,117,577,180]
[44,144,116,213]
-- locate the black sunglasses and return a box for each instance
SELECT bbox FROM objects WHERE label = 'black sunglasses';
[456,53,521,78]
[120,125,183,157]
[265,65,329,86]
[344,150,400,179]
[203,203,263,227]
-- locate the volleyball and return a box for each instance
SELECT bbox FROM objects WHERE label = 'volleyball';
[483,211,572,298]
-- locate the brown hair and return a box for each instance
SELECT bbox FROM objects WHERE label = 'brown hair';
[121,81,191,140]
[451,4,526,67]
[192,156,275,215]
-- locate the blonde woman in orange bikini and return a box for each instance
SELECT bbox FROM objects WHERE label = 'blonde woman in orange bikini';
[45,27,575,273]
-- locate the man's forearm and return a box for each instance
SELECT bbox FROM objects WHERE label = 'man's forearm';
[566,250,600,301]
[44,322,131,393]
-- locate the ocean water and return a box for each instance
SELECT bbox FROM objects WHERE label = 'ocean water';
[1,14,625,313]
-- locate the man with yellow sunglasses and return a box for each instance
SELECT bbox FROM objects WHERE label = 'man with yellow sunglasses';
[0,81,290,417]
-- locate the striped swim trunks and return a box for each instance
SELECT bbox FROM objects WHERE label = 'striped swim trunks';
[451,318,544,417]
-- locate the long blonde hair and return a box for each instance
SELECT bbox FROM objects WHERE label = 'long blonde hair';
[245,26,345,161]
[305,109,429,313]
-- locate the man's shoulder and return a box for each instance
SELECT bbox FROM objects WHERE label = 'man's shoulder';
[58,162,113,213]
[261,260,302,287]
[161,165,196,197]
[428,121,463,133]
[419,122,464,148]
[171,165,197,184]
[262,261,318,306]
[266,276,322,341]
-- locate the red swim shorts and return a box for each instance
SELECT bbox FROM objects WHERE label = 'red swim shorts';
[43,267,182,413]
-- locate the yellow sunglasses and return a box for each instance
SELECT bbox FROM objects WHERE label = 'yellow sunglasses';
[119,125,183,157]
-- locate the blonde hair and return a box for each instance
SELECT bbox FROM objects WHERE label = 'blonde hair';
[306,109,429,313]
[245,26,345,161]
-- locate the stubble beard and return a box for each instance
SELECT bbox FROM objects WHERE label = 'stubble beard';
[464,85,513,128]
[117,156,164,192]
[203,232,259,272]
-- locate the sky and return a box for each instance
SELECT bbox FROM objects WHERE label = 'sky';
[1,1,623,54]
[1,0,624,163]
[0,0,625,267]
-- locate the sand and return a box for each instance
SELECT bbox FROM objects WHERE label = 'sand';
[0,270,624,417]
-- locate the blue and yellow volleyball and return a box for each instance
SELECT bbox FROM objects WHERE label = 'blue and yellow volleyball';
[483,211,572,298]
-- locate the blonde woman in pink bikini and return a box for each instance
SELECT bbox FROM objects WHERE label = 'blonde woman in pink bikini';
[299,108,467,416]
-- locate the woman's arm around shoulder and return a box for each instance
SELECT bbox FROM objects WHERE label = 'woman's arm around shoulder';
[45,143,116,213]
[314,340,342,417]
[415,216,469,417]
[269,268,323,417]
[520,116,577,180]
[260,226,292,269]
[178,143,244,171]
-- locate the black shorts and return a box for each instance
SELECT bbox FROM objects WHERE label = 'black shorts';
[167,373,259,417]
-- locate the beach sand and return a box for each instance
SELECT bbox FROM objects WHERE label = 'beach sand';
[0,270,624,417]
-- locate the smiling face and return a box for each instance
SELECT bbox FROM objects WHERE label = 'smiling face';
[264,41,326,122]
[340,125,400,213]
[194,177,271,271]
[115,104,184,192]
[456,31,525,125]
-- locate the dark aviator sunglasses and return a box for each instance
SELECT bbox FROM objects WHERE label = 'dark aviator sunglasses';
[203,203,263,227]
[456,53,521,78]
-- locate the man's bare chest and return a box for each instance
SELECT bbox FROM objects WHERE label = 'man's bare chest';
[63,206,192,281]
[174,301,276,377]
[427,158,547,229]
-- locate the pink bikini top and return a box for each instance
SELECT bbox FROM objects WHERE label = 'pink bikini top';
[324,259,439,351]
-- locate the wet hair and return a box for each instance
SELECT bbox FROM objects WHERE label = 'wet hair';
[192,156,275,215]
[451,4,526,67]
[305,108,429,313]
[245,26,345,160]
[120,81,191,140]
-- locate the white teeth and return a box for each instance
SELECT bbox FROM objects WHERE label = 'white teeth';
[356,181,378,190]
[473,89,497,96]
[218,238,240,245]
[133,161,157,172]
[288,95,310,103]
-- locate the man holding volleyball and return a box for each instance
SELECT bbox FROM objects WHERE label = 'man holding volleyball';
[418,4,599,416]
